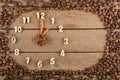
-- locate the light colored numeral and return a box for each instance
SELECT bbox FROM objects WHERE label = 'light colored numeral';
[64,38,69,45]
[23,17,30,23]
[36,12,45,19]
[25,57,30,64]
[11,36,17,43]
[50,58,55,65]
[60,50,65,56]
[14,26,22,33]
[41,12,45,19]
[37,61,43,68]
[15,49,20,56]
[59,26,63,32]
[36,12,40,19]
[51,18,55,24]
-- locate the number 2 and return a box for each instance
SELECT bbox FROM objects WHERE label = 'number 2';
[59,26,63,32]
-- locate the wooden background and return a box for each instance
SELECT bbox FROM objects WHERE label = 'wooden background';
[6,10,107,70]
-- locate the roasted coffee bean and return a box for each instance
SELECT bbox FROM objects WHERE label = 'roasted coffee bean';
[0,0,120,80]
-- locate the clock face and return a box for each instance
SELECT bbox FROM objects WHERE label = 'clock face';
[0,0,120,80]
[8,10,106,70]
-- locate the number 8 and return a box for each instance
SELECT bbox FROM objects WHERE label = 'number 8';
[15,49,20,56]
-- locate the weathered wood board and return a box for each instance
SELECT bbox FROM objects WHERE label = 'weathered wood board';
[3,10,107,70]
[11,11,105,29]
[8,30,106,52]
[10,53,103,70]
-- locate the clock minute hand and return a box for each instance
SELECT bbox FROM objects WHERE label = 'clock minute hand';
[40,19,49,36]
[40,19,44,35]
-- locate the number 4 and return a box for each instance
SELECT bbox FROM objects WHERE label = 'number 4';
[60,50,65,56]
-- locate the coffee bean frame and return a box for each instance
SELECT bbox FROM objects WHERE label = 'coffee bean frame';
[0,0,120,80]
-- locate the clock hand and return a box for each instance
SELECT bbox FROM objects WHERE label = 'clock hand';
[42,28,49,36]
[40,19,43,35]
[36,19,49,46]
[40,19,49,36]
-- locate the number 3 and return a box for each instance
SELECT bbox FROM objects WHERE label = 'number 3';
[64,38,69,45]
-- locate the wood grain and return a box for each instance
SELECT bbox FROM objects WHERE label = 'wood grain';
[11,10,105,29]
[8,30,106,52]
[2,10,107,71]
[10,53,103,70]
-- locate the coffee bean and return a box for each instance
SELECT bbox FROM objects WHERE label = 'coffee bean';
[0,0,119,80]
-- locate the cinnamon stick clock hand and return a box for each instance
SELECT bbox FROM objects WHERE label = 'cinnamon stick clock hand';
[40,19,49,36]
[40,19,43,35]
[36,19,49,46]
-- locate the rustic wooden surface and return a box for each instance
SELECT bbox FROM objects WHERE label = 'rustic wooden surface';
[11,53,103,70]
[8,10,106,70]
[11,11,105,29]
[8,30,106,52]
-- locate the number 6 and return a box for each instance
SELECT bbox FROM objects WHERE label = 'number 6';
[64,38,69,45]
[37,61,43,68]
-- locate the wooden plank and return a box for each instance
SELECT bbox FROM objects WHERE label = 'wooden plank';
[11,10,105,29]
[8,30,106,52]
[10,53,103,70]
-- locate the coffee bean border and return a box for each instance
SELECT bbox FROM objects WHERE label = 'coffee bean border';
[0,0,120,80]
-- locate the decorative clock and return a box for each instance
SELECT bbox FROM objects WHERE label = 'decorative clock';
[0,0,120,80]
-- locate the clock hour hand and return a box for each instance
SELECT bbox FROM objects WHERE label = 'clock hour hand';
[42,28,49,36]
[35,19,49,46]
